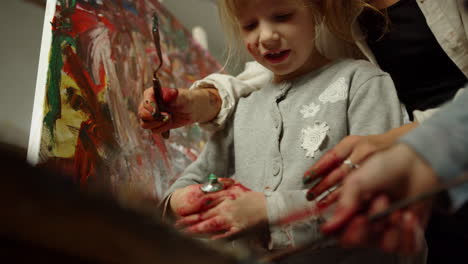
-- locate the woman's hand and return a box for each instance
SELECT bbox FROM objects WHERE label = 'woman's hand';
[176,183,268,240]
[138,87,222,135]
[170,178,236,217]
[321,143,437,255]
[303,123,418,202]
[303,134,391,201]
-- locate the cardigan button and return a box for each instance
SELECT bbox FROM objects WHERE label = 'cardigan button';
[272,163,281,176]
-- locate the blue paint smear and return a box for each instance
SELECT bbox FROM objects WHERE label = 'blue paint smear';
[122,0,139,15]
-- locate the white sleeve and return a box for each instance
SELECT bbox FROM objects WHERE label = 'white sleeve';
[190,62,272,131]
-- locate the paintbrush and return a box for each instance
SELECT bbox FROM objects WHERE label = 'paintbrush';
[151,14,170,139]
[260,173,468,263]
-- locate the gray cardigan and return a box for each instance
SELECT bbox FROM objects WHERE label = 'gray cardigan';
[166,60,421,263]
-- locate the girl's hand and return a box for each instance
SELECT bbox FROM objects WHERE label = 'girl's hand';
[303,134,392,202]
[176,184,268,240]
[170,178,236,217]
[138,87,195,135]
[138,87,222,135]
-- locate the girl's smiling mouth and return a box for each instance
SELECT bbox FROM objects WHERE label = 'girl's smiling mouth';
[264,50,291,64]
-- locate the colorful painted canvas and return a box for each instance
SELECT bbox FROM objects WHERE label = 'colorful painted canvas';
[28,0,222,202]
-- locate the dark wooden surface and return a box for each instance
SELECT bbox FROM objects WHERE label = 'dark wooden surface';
[0,143,242,264]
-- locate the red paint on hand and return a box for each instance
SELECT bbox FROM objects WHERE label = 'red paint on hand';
[187,217,227,234]
[177,190,206,216]
[231,183,251,192]
[278,204,329,226]
[321,205,357,235]
[162,87,178,104]
[309,168,346,198]
[304,151,342,181]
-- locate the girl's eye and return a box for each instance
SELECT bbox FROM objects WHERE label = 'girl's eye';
[274,13,294,21]
[242,22,257,31]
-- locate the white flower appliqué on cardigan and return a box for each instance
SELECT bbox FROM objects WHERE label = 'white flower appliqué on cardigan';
[301,122,330,158]
[300,102,320,119]
[319,77,348,103]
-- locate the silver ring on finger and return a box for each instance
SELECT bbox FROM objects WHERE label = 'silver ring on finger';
[343,159,360,169]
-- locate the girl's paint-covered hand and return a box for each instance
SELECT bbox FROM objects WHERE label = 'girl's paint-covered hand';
[170,178,236,217]
[138,87,194,135]
[176,183,268,240]
[303,134,393,202]
[138,87,222,135]
[320,143,437,255]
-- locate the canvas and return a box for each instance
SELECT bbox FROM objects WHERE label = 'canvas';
[28,0,222,202]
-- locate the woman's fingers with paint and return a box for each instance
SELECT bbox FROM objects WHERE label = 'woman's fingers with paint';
[399,211,424,255]
[322,143,411,234]
[306,167,345,201]
[380,224,400,252]
[338,216,369,247]
[322,143,437,255]
[367,195,391,235]
[384,207,427,255]
[314,187,341,209]
[303,150,344,185]
[375,210,423,255]
[303,135,367,184]
[320,170,375,234]
[305,136,382,200]
[337,194,390,248]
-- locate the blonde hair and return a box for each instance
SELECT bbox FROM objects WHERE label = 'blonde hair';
[217,0,382,68]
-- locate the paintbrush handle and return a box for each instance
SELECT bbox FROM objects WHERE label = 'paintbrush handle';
[151,13,170,139]
[152,76,170,139]
[369,173,468,221]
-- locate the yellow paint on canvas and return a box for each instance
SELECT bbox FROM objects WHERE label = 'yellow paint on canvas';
[50,72,89,158]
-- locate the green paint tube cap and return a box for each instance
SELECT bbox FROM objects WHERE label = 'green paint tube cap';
[200,173,223,193]
[208,173,218,183]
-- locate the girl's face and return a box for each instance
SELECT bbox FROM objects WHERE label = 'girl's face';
[236,0,323,81]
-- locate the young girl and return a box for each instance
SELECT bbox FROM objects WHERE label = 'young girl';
[159,0,422,263]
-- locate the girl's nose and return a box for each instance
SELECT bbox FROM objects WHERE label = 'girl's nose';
[259,25,280,49]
